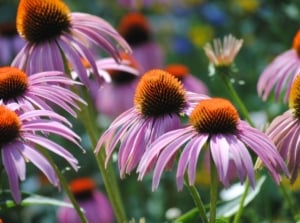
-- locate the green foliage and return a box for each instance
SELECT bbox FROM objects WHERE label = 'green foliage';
[0,191,74,209]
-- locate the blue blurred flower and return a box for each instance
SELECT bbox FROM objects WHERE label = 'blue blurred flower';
[197,3,227,26]
[172,36,194,54]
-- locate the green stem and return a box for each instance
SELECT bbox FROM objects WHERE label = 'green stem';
[38,148,88,223]
[220,74,255,222]
[209,156,218,223]
[184,175,209,223]
[77,87,127,223]
[232,179,250,223]
[60,52,126,222]
[220,75,255,127]
[280,183,296,219]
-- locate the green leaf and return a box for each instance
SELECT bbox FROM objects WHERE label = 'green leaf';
[173,208,199,223]
[215,218,229,223]
[216,176,266,218]
[294,214,300,221]
[0,191,73,209]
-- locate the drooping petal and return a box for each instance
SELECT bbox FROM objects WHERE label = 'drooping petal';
[210,134,230,186]
[257,50,300,102]
[176,134,208,190]
[21,121,80,145]
[2,148,22,203]
[20,144,59,186]
[19,110,71,126]
[24,134,79,170]
[152,132,194,190]
[138,126,194,178]
[119,121,146,176]
[10,145,26,181]
[57,36,90,85]
[230,136,255,187]
[238,121,289,183]
[11,42,31,71]
[187,134,209,186]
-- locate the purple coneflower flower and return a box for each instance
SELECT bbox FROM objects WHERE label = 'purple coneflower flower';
[0,22,25,66]
[95,69,207,177]
[0,66,84,116]
[266,75,300,182]
[57,178,114,223]
[95,53,142,118]
[257,30,300,102]
[1,102,81,203]
[118,12,164,73]
[164,63,209,95]
[12,0,131,85]
[203,34,243,68]
[138,98,288,190]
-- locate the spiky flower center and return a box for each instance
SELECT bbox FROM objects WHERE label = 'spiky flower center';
[0,105,21,145]
[118,12,151,46]
[134,69,186,117]
[0,67,28,101]
[16,0,71,43]
[165,64,189,81]
[289,75,300,118]
[70,178,95,201]
[293,30,300,56]
[190,98,239,134]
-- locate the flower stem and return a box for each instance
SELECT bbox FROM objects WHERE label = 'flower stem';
[209,156,218,223]
[77,87,127,223]
[37,148,88,223]
[218,69,261,223]
[184,175,209,223]
[280,183,296,219]
[232,179,250,223]
[220,75,255,127]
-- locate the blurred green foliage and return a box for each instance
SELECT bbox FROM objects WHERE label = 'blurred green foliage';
[1,0,300,223]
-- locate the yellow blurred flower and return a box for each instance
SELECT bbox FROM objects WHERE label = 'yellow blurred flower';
[282,176,300,191]
[233,0,260,13]
[189,24,214,48]
[195,168,211,187]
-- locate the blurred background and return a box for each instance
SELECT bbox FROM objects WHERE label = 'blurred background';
[1,0,300,222]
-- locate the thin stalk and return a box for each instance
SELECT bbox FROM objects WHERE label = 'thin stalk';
[209,156,218,223]
[220,75,255,127]
[232,179,250,223]
[60,52,126,222]
[77,87,127,223]
[184,175,209,223]
[38,148,88,223]
[220,73,254,222]
[280,183,296,219]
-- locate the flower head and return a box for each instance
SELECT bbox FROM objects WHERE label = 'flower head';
[13,0,131,86]
[118,12,164,72]
[138,98,288,190]
[266,75,300,182]
[1,102,81,203]
[119,12,151,47]
[257,30,300,102]
[0,66,84,116]
[203,34,243,67]
[165,63,209,94]
[95,53,142,118]
[95,69,207,177]
[57,178,114,223]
